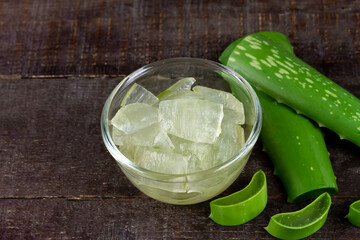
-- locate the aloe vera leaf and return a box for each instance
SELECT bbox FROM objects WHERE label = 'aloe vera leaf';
[265,192,331,240]
[257,31,295,54]
[256,90,338,202]
[219,44,338,202]
[209,170,267,226]
[346,199,360,227]
[221,32,360,146]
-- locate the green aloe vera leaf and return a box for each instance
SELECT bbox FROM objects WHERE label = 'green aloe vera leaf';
[346,199,360,227]
[220,32,293,66]
[220,47,338,203]
[209,170,267,226]
[256,90,338,203]
[265,192,331,240]
[220,32,360,146]
[219,37,245,65]
[257,31,295,54]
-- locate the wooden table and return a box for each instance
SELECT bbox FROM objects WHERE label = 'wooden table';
[1,0,359,239]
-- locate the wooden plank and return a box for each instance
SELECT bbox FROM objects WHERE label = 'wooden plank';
[1,0,360,238]
[0,0,359,76]
[0,197,358,239]
[0,77,129,198]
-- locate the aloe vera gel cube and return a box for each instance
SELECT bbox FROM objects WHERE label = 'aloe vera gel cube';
[111,103,159,134]
[159,99,224,144]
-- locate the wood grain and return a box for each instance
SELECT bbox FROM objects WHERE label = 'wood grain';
[0,0,359,239]
[1,197,359,239]
[0,0,359,78]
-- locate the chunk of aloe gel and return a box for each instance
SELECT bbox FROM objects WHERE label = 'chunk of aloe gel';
[159,99,224,144]
[210,170,267,226]
[133,146,189,174]
[170,135,214,173]
[265,192,331,240]
[214,122,245,164]
[112,123,174,150]
[193,86,245,124]
[111,103,159,134]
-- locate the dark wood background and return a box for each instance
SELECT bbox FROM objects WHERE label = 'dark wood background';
[1,0,359,239]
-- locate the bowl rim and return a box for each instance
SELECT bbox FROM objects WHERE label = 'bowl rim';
[101,57,262,181]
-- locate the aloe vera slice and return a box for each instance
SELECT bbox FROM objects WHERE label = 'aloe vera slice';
[346,200,360,227]
[209,170,267,226]
[221,31,360,146]
[265,192,331,239]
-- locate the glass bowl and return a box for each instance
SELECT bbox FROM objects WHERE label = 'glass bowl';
[101,58,262,205]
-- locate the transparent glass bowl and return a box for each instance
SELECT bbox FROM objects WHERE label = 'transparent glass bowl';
[101,58,262,205]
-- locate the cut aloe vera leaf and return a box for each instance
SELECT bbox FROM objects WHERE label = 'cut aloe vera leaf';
[157,77,196,100]
[257,91,338,202]
[111,103,159,134]
[193,86,245,124]
[346,200,360,227]
[209,170,267,226]
[133,146,189,174]
[170,135,214,173]
[214,122,245,165]
[265,192,331,239]
[220,31,360,146]
[121,83,159,106]
[159,99,224,144]
[220,33,338,203]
